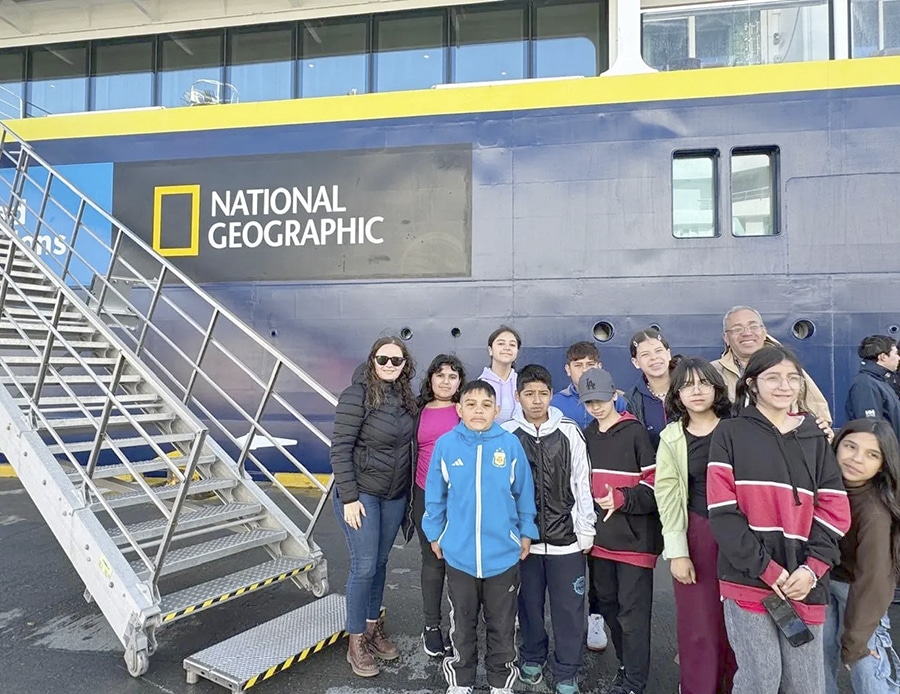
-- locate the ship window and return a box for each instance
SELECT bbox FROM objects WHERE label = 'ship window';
[159,33,224,108]
[27,44,88,116]
[375,12,447,92]
[452,5,526,84]
[534,1,606,77]
[229,27,294,103]
[0,50,25,119]
[301,18,369,98]
[851,0,900,56]
[92,39,154,112]
[643,0,830,71]
[731,148,778,236]
[672,151,718,238]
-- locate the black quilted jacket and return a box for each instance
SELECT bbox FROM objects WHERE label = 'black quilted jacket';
[330,366,416,503]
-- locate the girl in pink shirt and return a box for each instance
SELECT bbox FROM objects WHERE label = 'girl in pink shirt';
[413,353,466,657]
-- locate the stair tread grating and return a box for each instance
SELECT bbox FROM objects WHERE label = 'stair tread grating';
[90,476,236,511]
[108,502,262,544]
[131,528,287,578]
[39,412,175,430]
[160,556,315,618]
[50,432,196,454]
[3,373,143,385]
[66,453,216,481]
[184,593,346,688]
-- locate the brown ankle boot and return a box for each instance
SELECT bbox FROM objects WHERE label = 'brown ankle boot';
[347,633,379,677]
[365,619,400,661]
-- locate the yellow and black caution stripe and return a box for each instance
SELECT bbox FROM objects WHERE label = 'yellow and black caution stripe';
[162,564,314,623]
[242,608,387,691]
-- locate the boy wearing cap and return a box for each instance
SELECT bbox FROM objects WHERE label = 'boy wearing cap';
[579,368,662,694]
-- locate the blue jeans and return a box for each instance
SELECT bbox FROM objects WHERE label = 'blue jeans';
[334,491,407,634]
[824,579,900,694]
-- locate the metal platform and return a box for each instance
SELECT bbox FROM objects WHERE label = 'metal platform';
[183,593,348,691]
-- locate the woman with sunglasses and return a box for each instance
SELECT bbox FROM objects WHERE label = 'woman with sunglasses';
[656,357,736,694]
[331,336,418,678]
[707,345,850,694]
[412,353,466,657]
[479,325,522,424]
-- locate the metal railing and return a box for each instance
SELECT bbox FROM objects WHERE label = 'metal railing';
[0,231,209,599]
[0,122,338,537]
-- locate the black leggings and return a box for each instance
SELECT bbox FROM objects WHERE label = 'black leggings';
[413,484,446,628]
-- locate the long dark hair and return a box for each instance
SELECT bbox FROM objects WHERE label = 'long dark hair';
[733,344,805,417]
[834,419,900,574]
[487,325,522,367]
[666,357,731,423]
[417,354,466,408]
[364,336,417,414]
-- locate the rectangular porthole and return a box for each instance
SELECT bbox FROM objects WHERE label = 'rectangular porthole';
[731,148,779,236]
[672,150,718,238]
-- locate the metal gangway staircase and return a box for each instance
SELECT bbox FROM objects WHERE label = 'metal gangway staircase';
[0,123,350,690]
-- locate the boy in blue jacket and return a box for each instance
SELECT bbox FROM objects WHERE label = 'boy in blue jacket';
[424,379,539,694]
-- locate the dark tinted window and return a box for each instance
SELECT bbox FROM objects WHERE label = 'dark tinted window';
[159,33,225,107]
[28,44,88,116]
[534,2,604,77]
[375,13,446,92]
[93,39,155,111]
[0,50,25,119]
[301,19,369,97]
[453,6,526,83]
[229,27,294,103]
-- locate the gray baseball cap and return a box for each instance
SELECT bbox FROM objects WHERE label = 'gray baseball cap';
[578,367,616,403]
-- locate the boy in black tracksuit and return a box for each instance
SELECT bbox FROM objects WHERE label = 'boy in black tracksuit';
[502,365,596,694]
[579,368,661,694]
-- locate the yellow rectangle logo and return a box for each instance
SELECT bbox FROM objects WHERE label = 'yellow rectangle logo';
[153,184,200,257]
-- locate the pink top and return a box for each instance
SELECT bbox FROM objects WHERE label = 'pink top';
[415,405,460,490]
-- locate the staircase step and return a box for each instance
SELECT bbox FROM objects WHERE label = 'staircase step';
[23,393,161,409]
[3,293,71,306]
[0,337,110,350]
[6,281,58,294]
[39,411,175,431]
[2,372,143,386]
[160,557,315,624]
[132,528,287,578]
[0,355,118,366]
[3,305,84,321]
[183,593,346,691]
[109,502,263,545]
[66,452,217,481]
[91,476,238,512]
[49,431,196,455]
[0,320,95,334]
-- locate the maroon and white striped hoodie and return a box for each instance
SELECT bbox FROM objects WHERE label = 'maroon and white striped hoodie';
[707,406,851,624]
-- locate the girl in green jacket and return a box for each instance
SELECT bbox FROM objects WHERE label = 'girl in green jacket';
[655,357,736,694]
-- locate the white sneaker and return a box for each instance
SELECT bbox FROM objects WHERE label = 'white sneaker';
[587,613,608,652]
[446,687,473,694]
[490,689,514,694]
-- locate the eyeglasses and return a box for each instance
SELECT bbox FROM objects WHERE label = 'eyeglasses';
[758,374,803,389]
[679,380,714,393]
[374,355,405,367]
[725,323,765,336]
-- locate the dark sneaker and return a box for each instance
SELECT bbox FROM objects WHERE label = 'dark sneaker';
[422,626,446,657]
[518,661,543,686]
[612,667,625,688]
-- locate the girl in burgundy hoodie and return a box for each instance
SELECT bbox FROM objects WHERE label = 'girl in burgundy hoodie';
[707,345,850,694]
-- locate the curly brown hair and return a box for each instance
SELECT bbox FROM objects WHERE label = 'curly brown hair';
[364,336,417,414]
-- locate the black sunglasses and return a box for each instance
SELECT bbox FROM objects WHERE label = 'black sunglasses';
[374,355,405,367]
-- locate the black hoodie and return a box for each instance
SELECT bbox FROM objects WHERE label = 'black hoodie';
[330,364,416,502]
[707,406,851,624]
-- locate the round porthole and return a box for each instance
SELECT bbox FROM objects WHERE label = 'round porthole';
[791,319,816,341]
[450,327,461,338]
[592,321,615,343]
[888,325,899,335]
[399,327,413,341]
[649,323,662,333]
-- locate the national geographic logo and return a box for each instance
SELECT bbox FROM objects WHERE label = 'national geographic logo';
[152,183,384,258]
[114,145,472,282]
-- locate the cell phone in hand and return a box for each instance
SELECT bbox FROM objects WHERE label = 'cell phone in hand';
[762,594,815,648]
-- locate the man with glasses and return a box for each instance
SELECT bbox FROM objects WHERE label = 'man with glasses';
[846,335,900,443]
[711,306,832,424]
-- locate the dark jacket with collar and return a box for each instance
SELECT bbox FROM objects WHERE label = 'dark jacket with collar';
[625,377,667,450]
[707,406,851,624]
[330,365,416,503]
[846,361,900,443]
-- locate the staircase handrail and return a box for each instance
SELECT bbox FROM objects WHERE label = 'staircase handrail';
[0,121,338,536]
[0,230,210,595]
